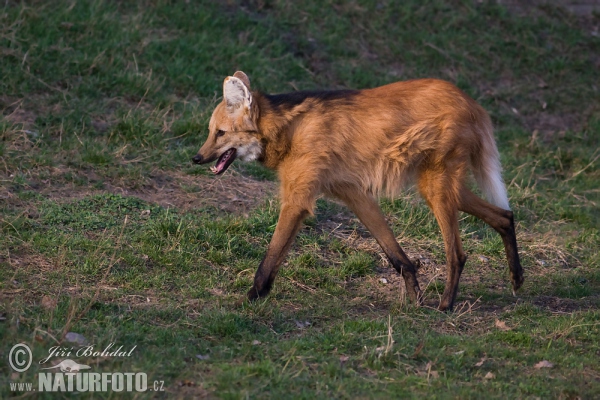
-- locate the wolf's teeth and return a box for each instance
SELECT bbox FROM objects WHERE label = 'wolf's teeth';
[210,166,217,173]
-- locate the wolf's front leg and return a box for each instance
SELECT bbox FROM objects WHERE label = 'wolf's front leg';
[247,204,310,301]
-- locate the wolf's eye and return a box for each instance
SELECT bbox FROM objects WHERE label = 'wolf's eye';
[216,130,225,138]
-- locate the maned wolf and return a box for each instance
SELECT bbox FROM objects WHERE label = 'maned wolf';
[193,71,523,311]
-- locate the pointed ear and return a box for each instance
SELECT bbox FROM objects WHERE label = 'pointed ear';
[233,71,251,89]
[223,75,252,115]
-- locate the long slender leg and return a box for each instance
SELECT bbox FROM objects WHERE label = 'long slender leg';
[418,175,467,311]
[331,186,422,304]
[245,157,320,302]
[247,204,309,301]
[432,204,466,311]
[458,187,524,293]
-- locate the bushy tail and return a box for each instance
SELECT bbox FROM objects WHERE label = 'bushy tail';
[471,122,511,210]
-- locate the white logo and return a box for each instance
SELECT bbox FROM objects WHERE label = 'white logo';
[7,342,163,393]
[9,343,32,372]
[41,359,91,373]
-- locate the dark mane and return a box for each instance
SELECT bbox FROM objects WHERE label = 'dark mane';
[264,90,359,109]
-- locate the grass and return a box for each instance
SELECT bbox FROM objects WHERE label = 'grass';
[1,0,599,398]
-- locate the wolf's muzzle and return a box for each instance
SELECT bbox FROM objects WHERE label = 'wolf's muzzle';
[192,154,204,164]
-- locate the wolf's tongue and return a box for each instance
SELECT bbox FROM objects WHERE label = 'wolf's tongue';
[213,148,236,174]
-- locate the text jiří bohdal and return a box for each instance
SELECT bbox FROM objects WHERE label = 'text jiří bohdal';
[40,343,137,365]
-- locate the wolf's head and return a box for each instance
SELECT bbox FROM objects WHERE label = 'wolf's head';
[192,71,262,174]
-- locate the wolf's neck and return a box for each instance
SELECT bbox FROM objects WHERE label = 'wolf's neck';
[254,92,305,170]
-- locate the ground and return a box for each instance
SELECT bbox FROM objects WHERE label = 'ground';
[0,1,599,399]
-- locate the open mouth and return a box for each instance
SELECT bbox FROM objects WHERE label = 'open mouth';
[210,148,237,175]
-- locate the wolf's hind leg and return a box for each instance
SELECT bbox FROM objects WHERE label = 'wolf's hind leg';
[331,186,422,304]
[418,171,467,312]
[457,186,523,293]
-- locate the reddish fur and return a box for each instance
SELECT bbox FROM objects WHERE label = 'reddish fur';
[195,72,523,311]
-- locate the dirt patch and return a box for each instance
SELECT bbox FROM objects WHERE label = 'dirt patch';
[1,94,64,129]
[1,103,37,129]
[3,252,56,272]
[530,294,600,313]
[524,112,581,141]
[2,167,277,215]
[105,170,277,215]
